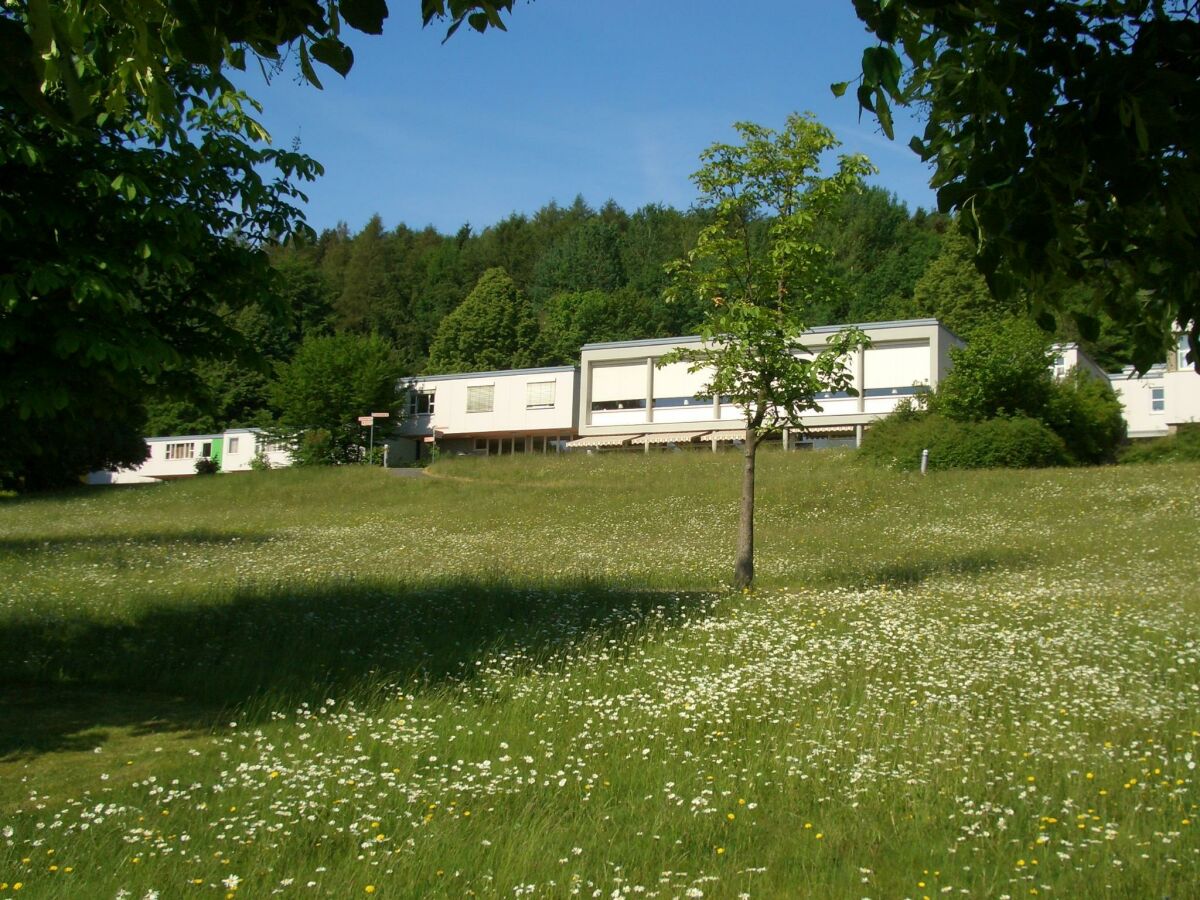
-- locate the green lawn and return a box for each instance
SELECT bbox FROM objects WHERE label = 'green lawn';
[0,451,1196,898]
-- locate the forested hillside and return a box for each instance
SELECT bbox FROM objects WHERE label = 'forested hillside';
[145,189,1136,437]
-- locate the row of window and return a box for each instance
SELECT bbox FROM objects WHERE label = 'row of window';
[472,434,571,455]
[590,386,922,413]
[409,381,558,416]
[161,436,257,459]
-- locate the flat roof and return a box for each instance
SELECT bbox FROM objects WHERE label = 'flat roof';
[581,318,951,351]
[404,365,577,384]
[1109,364,1167,380]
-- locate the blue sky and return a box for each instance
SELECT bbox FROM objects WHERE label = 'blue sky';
[236,1,937,235]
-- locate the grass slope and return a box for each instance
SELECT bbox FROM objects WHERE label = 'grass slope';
[0,451,1196,898]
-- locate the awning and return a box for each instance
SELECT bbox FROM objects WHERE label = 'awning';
[701,430,745,442]
[793,425,856,437]
[565,434,637,449]
[630,431,709,446]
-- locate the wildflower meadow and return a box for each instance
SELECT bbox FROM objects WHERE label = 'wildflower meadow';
[1,451,1196,898]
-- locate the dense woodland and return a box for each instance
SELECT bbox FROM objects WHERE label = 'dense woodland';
[145,188,1139,437]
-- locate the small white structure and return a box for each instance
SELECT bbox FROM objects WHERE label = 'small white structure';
[87,428,291,485]
[393,366,579,459]
[1050,342,1109,382]
[1109,334,1200,439]
[572,319,962,449]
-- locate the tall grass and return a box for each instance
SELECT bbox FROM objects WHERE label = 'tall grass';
[0,451,1196,898]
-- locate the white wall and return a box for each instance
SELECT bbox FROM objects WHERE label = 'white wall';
[1164,369,1200,427]
[1110,368,1168,439]
[577,320,955,436]
[398,367,577,438]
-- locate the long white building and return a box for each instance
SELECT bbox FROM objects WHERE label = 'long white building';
[87,319,1200,482]
[393,318,963,457]
[86,428,291,485]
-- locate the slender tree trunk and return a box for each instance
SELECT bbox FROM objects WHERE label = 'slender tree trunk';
[733,424,757,590]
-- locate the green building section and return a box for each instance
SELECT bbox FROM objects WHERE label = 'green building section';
[211,437,224,471]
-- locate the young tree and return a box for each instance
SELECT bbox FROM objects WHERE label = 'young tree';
[270,333,402,464]
[663,113,874,590]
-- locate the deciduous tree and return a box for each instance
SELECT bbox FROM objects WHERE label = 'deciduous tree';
[663,113,873,590]
[844,0,1200,372]
[270,332,401,464]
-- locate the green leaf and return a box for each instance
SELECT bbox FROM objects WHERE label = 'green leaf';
[310,38,354,77]
[340,0,389,35]
[299,40,323,89]
[830,81,849,98]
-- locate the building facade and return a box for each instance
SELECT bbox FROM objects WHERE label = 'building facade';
[569,319,963,450]
[1109,335,1200,439]
[393,365,579,460]
[86,428,291,485]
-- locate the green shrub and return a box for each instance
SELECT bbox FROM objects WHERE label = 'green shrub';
[934,318,1055,422]
[1119,424,1200,464]
[193,456,219,476]
[294,428,335,466]
[1044,370,1127,464]
[860,412,1070,471]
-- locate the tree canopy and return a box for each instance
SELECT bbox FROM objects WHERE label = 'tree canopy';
[427,268,540,373]
[845,0,1200,372]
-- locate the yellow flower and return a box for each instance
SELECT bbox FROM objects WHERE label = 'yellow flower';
[726,813,735,821]
[365,887,376,895]
[715,847,725,855]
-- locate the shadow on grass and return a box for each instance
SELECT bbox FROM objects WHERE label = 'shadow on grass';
[0,528,271,554]
[0,578,715,759]
[838,549,1036,590]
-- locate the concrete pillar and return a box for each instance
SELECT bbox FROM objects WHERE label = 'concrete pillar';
[855,424,864,447]
[645,357,655,424]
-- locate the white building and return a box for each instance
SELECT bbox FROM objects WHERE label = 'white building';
[86,428,291,485]
[1109,334,1200,439]
[393,365,579,459]
[568,319,962,450]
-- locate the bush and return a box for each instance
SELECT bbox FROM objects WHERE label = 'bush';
[249,451,272,472]
[1119,424,1200,464]
[194,456,219,476]
[1044,370,1127,464]
[934,318,1054,422]
[860,412,1070,471]
[293,429,335,467]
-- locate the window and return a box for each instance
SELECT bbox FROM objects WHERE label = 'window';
[201,442,212,458]
[1052,354,1068,379]
[1179,334,1192,371]
[653,395,711,408]
[526,381,555,409]
[466,385,494,413]
[408,390,435,416]
[227,437,239,454]
[1151,386,1165,412]
[165,442,195,460]
[591,398,647,411]
[258,439,285,453]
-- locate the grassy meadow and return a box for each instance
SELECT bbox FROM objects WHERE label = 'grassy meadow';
[0,450,1197,899]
